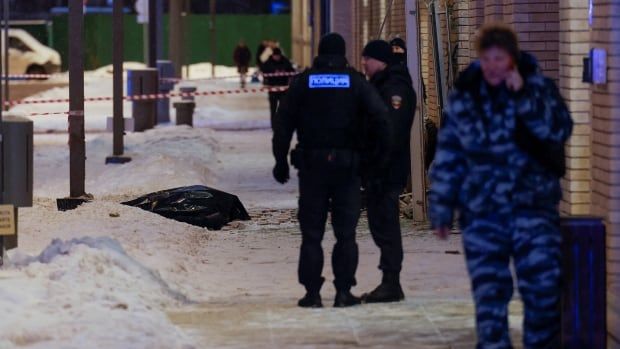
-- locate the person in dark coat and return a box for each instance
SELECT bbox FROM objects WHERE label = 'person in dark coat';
[429,24,573,349]
[359,40,417,303]
[262,48,296,128]
[233,41,252,88]
[272,33,391,308]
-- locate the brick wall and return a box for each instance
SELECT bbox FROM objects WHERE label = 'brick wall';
[454,0,473,72]
[387,0,406,40]
[559,2,592,217]
[470,0,485,60]
[589,0,620,345]
[370,0,382,40]
[484,0,503,21]
[504,0,560,81]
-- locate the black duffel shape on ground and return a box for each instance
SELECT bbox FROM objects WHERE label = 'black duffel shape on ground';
[122,185,251,230]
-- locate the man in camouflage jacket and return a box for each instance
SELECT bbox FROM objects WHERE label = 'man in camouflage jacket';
[429,51,573,348]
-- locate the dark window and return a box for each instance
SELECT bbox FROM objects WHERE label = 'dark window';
[8,37,31,52]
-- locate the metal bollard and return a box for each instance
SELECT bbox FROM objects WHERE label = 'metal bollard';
[174,101,195,127]
[127,68,159,132]
[179,86,197,101]
[157,60,176,124]
[1,114,34,252]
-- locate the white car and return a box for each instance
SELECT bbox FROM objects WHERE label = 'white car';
[1,29,62,77]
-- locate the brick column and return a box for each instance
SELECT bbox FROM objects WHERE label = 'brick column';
[469,0,485,61]
[454,0,473,72]
[421,3,440,124]
[388,0,406,40]
[559,1,592,216]
[590,0,620,345]
[331,0,355,66]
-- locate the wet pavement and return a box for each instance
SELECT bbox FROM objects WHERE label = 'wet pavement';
[168,297,525,348]
[166,129,526,348]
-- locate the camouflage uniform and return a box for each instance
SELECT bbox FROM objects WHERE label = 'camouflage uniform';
[429,53,573,349]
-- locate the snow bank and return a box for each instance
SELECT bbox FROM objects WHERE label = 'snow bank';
[0,237,194,349]
[34,126,219,199]
[182,63,253,79]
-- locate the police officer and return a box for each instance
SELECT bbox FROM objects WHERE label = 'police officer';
[360,40,417,303]
[262,48,296,128]
[272,33,391,308]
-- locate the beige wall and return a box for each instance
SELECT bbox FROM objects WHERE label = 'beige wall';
[291,0,313,68]
[559,1,592,217]
[589,0,620,346]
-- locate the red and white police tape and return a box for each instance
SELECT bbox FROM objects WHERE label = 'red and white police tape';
[160,71,298,82]
[5,73,61,80]
[11,85,290,116]
[6,71,298,82]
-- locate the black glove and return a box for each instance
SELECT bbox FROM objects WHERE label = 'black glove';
[273,162,290,184]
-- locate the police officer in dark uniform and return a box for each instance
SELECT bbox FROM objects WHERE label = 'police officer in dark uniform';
[262,48,296,128]
[272,33,391,308]
[360,40,417,303]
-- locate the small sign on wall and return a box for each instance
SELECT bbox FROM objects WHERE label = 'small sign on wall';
[583,48,608,85]
[0,205,15,236]
[591,48,607,85]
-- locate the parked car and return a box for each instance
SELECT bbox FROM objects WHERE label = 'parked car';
[1,29,61,77]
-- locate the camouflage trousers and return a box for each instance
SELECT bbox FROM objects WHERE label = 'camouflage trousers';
[461,208,561,349]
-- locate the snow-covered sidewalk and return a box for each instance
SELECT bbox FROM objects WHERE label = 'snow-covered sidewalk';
[0,69,524,348]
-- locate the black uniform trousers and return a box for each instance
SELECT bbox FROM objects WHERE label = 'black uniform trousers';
[298,163,362,293]
[269,91,286,127]
[366,183,404,273]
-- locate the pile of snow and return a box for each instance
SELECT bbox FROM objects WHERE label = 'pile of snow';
[0,237,194,349]
[34,126,219,199]
[8,76,132,132]
[181,63,254,80]
[89,62,148,78]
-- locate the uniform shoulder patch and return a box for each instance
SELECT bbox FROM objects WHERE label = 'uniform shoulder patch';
[391,95,403,109]
[308,74,351,89]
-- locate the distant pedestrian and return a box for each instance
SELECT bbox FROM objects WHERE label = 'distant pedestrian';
[429,24,573,349]
[233,41,252,88]
[262,48,295,128]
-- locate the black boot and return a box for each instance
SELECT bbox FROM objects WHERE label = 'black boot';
[298,278,324,308]
[334,290,362,307]
[362,272,405,304]
[298,292,323,308]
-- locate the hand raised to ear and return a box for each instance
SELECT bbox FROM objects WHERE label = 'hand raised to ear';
[506,69,524,92]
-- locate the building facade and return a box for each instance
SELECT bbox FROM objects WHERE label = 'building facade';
[292,0,619,346]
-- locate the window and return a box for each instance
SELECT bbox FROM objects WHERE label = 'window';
[8,37,31,52]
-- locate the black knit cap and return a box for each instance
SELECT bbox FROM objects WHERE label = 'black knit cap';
[362,40,392,64]
[390,37,406,51]
[318,33,346,56]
